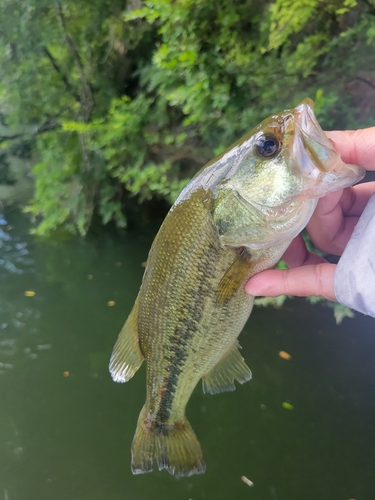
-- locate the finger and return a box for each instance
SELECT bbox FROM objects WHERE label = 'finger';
[316,183,375,219]
[245,263,337,301]
[282,234,326,268]
[325,128,375,170]
[315,182,375,216]
[307,182,375,255]
[307,194,359,255]
[339,182,375,216]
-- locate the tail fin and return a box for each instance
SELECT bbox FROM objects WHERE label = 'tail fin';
[131,406,206,477]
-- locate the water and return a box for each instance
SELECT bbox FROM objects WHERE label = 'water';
[1,209,375,500]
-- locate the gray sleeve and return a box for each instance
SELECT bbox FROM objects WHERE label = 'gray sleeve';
[334,192,375,317]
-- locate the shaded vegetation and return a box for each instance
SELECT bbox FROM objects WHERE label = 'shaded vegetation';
[0,0,375,235]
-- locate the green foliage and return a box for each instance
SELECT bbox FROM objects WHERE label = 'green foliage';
[329,303,355,324]
[0,0,373,322]
[255,294,355,324]
[1,0,375,238]
[267,0,320,51]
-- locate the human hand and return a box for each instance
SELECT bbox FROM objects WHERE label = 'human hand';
[245,127,375,301]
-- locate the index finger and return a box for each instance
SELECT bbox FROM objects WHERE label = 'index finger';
[325,127,375,170]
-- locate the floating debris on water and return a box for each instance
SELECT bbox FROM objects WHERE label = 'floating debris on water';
[282,402,294,410]
[63,371,69,377]
[87,274,93,280]
[279,351,292,360]
[241,476,254,487]
[24,290,35,297]
[107,301,116,307]
[36,344,52,350]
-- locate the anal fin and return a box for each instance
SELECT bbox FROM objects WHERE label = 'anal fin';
[202,341,252,394]
[109,296,144,383]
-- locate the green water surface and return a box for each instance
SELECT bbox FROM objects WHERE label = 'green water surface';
[0,209,374,500]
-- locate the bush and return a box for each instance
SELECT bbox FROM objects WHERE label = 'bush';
[0,0,374,235]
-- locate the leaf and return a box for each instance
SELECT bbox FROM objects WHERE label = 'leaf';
[282,402,294,410]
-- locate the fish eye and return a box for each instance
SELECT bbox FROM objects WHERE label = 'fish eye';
[255,135,280,158]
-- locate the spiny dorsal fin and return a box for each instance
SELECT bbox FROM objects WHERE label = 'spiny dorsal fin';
[109,296,144,383]
[202,341,252,394]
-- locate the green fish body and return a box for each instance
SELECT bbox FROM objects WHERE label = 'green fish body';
[109,98,364,476]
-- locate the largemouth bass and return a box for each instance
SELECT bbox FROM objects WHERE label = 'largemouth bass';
[109,98,364,477]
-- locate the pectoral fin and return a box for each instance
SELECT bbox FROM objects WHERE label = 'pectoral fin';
[109,296,144,383]
[216,248,255,305]
[202,341,252,394]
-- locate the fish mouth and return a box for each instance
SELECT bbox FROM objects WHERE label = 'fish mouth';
[292,98,365,196]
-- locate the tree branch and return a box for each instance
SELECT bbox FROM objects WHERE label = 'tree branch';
[43,47,81,102]
[54,0,94,121]
[0,133,23,144]
[354,76,375,91]
[0,122,60,144]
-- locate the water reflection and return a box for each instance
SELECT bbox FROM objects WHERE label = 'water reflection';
[0,214,32,275]
[0,213,43,375]
[0,209,374,500]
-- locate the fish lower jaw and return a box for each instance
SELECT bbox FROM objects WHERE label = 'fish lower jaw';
[315,169,365,196]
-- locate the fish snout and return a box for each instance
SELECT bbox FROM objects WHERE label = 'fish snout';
[292,98,365,194]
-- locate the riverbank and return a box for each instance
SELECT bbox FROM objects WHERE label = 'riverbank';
[0,152,34,208]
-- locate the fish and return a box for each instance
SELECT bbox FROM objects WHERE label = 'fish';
[109,98,364,477]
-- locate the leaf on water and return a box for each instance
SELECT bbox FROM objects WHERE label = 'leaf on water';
[24,291,35,297]
[279,350,292,360]
[282,402,294,410]
[63,371,69,377]
[107,300,116,307]
[115,261,122,267]
[87,274,93,280]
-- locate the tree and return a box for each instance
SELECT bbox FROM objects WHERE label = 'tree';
[1,0,375,235]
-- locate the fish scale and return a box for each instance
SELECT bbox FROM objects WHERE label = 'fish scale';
[109,98,365,477]
[140,189,252,423]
